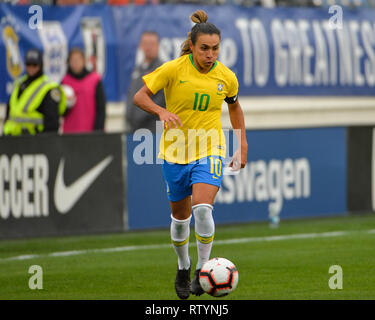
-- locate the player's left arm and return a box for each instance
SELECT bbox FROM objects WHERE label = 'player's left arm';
[227,99,248,169]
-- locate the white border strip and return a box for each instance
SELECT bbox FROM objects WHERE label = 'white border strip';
[372,127,375,212]
[1,229,375,263]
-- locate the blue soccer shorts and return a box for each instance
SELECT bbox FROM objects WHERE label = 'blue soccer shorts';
[162,156,224,202]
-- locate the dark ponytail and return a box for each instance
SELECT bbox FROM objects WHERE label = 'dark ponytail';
[180,10,221,56]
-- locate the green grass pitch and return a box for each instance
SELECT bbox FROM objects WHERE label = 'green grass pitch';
[0,213,374,300]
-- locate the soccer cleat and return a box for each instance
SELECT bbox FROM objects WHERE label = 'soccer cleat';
[191,269,205,296]
[174,261,191,300]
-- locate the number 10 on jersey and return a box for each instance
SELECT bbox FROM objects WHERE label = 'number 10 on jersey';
[193,93,210,111]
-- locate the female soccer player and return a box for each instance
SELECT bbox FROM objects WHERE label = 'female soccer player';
[133,10,248,299]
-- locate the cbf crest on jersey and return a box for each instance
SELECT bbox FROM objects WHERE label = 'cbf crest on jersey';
[218,83,223,92]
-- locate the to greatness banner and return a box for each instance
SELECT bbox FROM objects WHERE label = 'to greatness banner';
[114,5,375,98]
[1,4,375,103]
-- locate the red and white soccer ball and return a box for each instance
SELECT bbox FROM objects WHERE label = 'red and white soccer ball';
[61,84,76,109]
[199,257,239,297]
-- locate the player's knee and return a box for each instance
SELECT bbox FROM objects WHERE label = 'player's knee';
[193,204,215,238]
[170,214,191,243]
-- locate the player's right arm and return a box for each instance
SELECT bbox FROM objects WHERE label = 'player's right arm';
[133,84,182,129]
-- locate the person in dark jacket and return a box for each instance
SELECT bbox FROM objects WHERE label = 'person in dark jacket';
[3,48,65,136]
[126,31,165,133]
[61,47,106,133]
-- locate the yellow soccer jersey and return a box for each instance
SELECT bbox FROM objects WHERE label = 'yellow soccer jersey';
[143,53,239,164]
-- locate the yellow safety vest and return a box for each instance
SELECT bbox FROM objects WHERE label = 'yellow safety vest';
[3,75,66,136]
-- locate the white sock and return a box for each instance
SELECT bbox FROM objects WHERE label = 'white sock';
[170,214,191,270]
[193,203,215,270]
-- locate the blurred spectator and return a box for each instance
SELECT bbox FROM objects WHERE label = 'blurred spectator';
[107,0,159,4]
[126,31,165,133]
[1,0,31,4]
[3,48,66,136]
[61,47,106,133]
[55,0,89,4]
[7,0,91,4]
[107,0,130,4]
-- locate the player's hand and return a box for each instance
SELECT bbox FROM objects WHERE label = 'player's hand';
[158,109,183,129]
[230,145,247,170]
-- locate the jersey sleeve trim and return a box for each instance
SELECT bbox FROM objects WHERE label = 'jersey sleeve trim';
[142,78,157,95]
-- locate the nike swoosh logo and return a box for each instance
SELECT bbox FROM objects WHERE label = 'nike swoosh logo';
[54,155,113,214]
[179,80,188,83]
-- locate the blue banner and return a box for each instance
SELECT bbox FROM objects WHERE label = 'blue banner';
[126,127,347,230]
[1,4,375,103]
[0,4,118,102]
[114,5,375,98]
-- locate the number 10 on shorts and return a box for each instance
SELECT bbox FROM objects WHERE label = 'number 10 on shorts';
[209,156,222,178]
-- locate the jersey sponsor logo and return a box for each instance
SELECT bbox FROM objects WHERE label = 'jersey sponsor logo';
[54,155,113,214]
[179,80,189,84]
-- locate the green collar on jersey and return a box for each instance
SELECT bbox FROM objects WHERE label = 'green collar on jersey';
[189,53,217,73]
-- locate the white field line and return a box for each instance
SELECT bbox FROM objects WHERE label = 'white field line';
[1,229,375,263]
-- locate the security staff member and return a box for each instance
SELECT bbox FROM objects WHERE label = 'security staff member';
[3,48,66,136]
